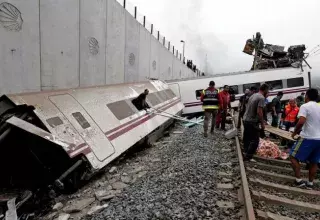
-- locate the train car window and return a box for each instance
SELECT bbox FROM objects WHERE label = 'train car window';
[287,77,304,88]
[46,116,63,128]
[72,112,91,129]
[229,85,239,94]
[266,80,283,90]
[243,83,260,91]
[157,91,169,102]
[107,100,136,120]
[165,89,176,99]
[195,89,203,100]
[147,93,162,106]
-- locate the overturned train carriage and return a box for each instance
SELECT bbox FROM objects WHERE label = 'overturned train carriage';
[0,80,183,191]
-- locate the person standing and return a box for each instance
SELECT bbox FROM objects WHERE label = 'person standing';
[290,88,320,188]
[283,99,299,131]
[296,92,305,107]
[243,84,269,161]
[201,81,220,137]
[216,85,231,131]
[271,92,284,128]
[237,89,250,129]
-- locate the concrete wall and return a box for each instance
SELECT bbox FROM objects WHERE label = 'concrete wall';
[0,0,196,95]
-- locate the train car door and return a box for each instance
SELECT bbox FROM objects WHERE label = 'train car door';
[49,94,115,161]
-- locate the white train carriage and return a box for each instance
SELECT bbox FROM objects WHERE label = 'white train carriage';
[167,67,311,115]
[0,80,183,190]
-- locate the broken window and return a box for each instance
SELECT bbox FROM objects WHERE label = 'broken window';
[72,112,90,129]
[157,91,169,102]
[229,85,239,94]
[165,89,176,99]
[266,80,283,90]
[107,100,136,120]
[287,77,304,88]
[195,89,203,100]
[147,93,162,106]
[243,83,260,91]
[46,116,63,128]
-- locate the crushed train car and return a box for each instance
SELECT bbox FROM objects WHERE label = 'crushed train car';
[0,80,183,194]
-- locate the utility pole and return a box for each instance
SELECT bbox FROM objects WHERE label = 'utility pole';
[180,40,185,60]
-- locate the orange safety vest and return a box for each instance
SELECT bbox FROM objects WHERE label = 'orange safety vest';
[284,105,299,123]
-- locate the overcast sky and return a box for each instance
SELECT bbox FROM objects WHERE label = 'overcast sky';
[127,0,320,84]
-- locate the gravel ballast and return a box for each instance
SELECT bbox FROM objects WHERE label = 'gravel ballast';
[84,124,242,220]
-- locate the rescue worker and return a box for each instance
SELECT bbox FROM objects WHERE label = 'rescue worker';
[216,85,231,131]
[132,89,150,111]
[296,92,305,107]
[283,99,299,131]
[200,81,219,137]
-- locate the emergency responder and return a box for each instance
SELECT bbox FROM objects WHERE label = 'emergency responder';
[200,81,219,137]
[283,99,299,131]
[216,85,231,131]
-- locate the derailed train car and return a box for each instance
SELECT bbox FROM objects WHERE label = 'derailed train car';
[0,80,183,192]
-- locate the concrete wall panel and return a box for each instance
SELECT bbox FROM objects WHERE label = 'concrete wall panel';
[0,0,40,94]
[40,0,79,90]
[138,26,151,81]
[80,0,106,87]
[124,12,140,83]
[159,45,173,80]
[106,0,125,84]
[172,57,183,80]
[149,37,160,79]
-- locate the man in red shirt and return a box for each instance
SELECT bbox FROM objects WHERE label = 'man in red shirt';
[216,85,231,131]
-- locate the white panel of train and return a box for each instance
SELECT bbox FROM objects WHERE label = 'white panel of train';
[0,80,183,191]
[167,67,310,115]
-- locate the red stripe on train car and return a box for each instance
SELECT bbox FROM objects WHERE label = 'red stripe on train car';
[107,99,181,141]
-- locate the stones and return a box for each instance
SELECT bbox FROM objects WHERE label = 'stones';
[112,182,128,190]
[87,204,108,216]
[217,183,234,189]
[55,213,70,220]
[216,201,235,208]
[218,172,233,176]
[63,198,95,213]
[52,202,63,211]
[97,194,115,202]
[109,166,117,174]
[120,175,132,184]
[221,178,232,183]
[137,171,148,178]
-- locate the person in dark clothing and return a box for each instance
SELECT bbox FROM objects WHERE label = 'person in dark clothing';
[296,92,305,107]
[243,84,269,161]
[237,87,256,128]
[132,89,150,111]
[271,92,283,128]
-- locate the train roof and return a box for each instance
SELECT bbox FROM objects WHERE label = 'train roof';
[166,67,305,83]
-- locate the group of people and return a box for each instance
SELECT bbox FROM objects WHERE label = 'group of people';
[200,81,233,137]
[240,83,320,188]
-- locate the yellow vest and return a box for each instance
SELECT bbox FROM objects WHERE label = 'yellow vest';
[202,89,220,110]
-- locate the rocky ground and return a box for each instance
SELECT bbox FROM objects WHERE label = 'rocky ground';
[42,122,242,220]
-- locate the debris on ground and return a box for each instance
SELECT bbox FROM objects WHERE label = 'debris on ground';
[257,138,289,159]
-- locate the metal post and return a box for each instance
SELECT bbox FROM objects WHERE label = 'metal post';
[180,40,185,61]
[157,31,159,40]
[143,16,146,27]
[173,46,175,53]
[168,41,170,50]
[308,71,312,88]
[180,54,182,60]
[123,0,126,8]
[163,37,165,45]
[134,6,137,19]
[151,24,153,34]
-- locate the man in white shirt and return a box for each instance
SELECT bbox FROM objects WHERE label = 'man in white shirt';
[290,88,320,188]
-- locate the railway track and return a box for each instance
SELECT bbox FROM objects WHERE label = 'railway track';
[233,117,320,220]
